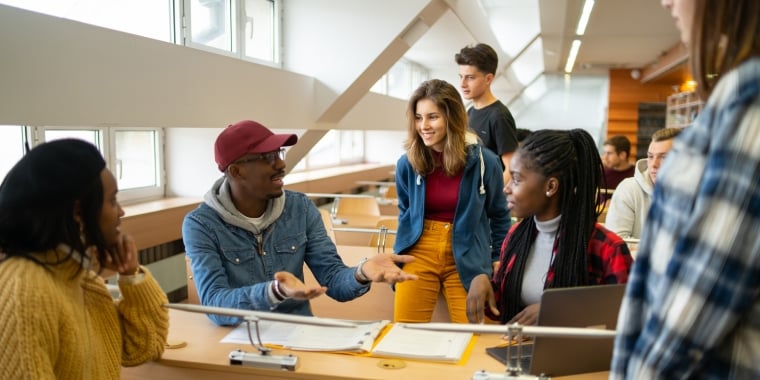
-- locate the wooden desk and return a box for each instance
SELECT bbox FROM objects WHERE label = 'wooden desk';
[121,310,609,380]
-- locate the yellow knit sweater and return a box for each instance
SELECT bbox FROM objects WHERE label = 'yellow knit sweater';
[0,249,169,379]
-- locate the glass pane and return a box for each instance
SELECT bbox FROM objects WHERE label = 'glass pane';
[370,74,388,95]
[308,131,340,168]
[190,0,233,52]
[114,130,159,189]
[0,126,25,182]
[387,61,412,99]
[340,131,363,162]
[44,129,101,150]
[0,0,173,42]
[243,0,276,62]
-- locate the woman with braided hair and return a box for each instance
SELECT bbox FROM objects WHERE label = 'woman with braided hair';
[468,129,633,324]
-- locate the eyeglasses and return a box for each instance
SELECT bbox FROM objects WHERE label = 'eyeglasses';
[234,148,286,166]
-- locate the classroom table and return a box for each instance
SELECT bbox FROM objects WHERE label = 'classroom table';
[120,309,610,380]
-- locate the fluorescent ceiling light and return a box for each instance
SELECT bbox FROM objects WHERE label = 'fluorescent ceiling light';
[564,40,582,73]
[575,0,595,35]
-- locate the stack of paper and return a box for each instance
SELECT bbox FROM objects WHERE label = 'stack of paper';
[221,319,389,353]
[371,324,473,362]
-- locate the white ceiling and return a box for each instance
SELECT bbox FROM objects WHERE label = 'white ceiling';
[403,0,682,107]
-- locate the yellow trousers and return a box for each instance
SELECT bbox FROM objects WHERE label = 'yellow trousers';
[394,219,468,323]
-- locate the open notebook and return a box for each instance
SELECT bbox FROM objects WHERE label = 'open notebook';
[486,284,626,376]
[371,323,473,362]
[221,319,389,353]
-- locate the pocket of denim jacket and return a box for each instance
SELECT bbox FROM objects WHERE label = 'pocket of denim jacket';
[273,234,306,256]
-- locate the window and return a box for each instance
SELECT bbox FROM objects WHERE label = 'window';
[0,126,26,181]
[290,130,367,172]
[371,59,430,99]
[184,0,280,64]
[242,0,278,62]
[0,0,280,64]
[0,126,165,204]
[0,0,174,42]
[188,0,233,52]
[111,129,163,201]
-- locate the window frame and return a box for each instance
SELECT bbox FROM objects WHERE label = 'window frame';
[180,0,281,67]
[30,126,165,205]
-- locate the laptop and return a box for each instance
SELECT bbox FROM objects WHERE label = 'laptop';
[486,284,626,377]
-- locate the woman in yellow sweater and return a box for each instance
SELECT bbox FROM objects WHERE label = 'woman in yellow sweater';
[0,139,169,379]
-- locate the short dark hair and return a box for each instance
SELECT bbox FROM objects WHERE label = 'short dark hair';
[604,135,631,156]
[455,43,498,75]
[516,128,533,143]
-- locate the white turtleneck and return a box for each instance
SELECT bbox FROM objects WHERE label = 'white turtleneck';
[521,214,561,305]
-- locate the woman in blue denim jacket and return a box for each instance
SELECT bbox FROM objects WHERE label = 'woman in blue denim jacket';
[183,120,416,326]
[393,80,510,324]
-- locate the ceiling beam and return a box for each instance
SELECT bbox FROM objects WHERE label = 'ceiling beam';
[640,42,688,83]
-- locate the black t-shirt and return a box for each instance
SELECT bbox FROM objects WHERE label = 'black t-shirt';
[468,100,518,169]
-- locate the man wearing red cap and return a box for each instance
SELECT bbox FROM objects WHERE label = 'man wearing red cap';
[182,120,416,325]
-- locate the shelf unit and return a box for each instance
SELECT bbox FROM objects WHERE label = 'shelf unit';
[636,102,666,160]
[666,91,704,128]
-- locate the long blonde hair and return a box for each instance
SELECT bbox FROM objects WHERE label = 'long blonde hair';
[404,79,468,176]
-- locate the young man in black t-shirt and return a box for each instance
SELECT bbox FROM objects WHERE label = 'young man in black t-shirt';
[455,43,518,186]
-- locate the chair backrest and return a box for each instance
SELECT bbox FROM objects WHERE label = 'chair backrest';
[318,208,336,243]
[368,217,398,250]
[382,185,397,199]
[334,197,381,217]
[185,257,200,304]
[597,198,612,224]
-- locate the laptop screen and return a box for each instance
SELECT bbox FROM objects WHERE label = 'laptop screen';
[485,284,626,377]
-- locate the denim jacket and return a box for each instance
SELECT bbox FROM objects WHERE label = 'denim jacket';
[182,183,368,326]
[394,140,511,290]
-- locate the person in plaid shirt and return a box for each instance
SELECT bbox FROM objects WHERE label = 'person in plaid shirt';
[611,0,760,378]
[468,129,633,324]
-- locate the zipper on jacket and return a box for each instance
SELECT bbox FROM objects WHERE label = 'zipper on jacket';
[256,234,264,256]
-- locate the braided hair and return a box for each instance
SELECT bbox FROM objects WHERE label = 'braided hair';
[496,129,605,322]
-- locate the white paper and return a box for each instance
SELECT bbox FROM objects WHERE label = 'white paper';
[371,324,473,361]
[221,319,389,352]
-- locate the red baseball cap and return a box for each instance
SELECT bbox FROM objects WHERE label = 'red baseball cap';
[214,120,298,171]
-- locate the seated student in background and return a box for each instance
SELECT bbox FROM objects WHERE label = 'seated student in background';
[515,128,533,147]
[0,139,169,379]
[468,129,634,325]
[183,120,416,326]
[394,79,510,323]
[601,135,635,201]
[605,127,682,240]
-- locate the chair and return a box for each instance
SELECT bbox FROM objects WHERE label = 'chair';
[318,208,336,243]
[597,198,612,224]
[382,185,397,199]
[185,257,200,304]
[368,217,398,251]
[333,196,381,218]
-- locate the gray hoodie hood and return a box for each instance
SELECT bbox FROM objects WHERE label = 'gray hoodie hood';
[633,158,654,196]
[203,176,285,235]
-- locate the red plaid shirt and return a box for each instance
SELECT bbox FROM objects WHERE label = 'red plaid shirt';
[488,222,633,320]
